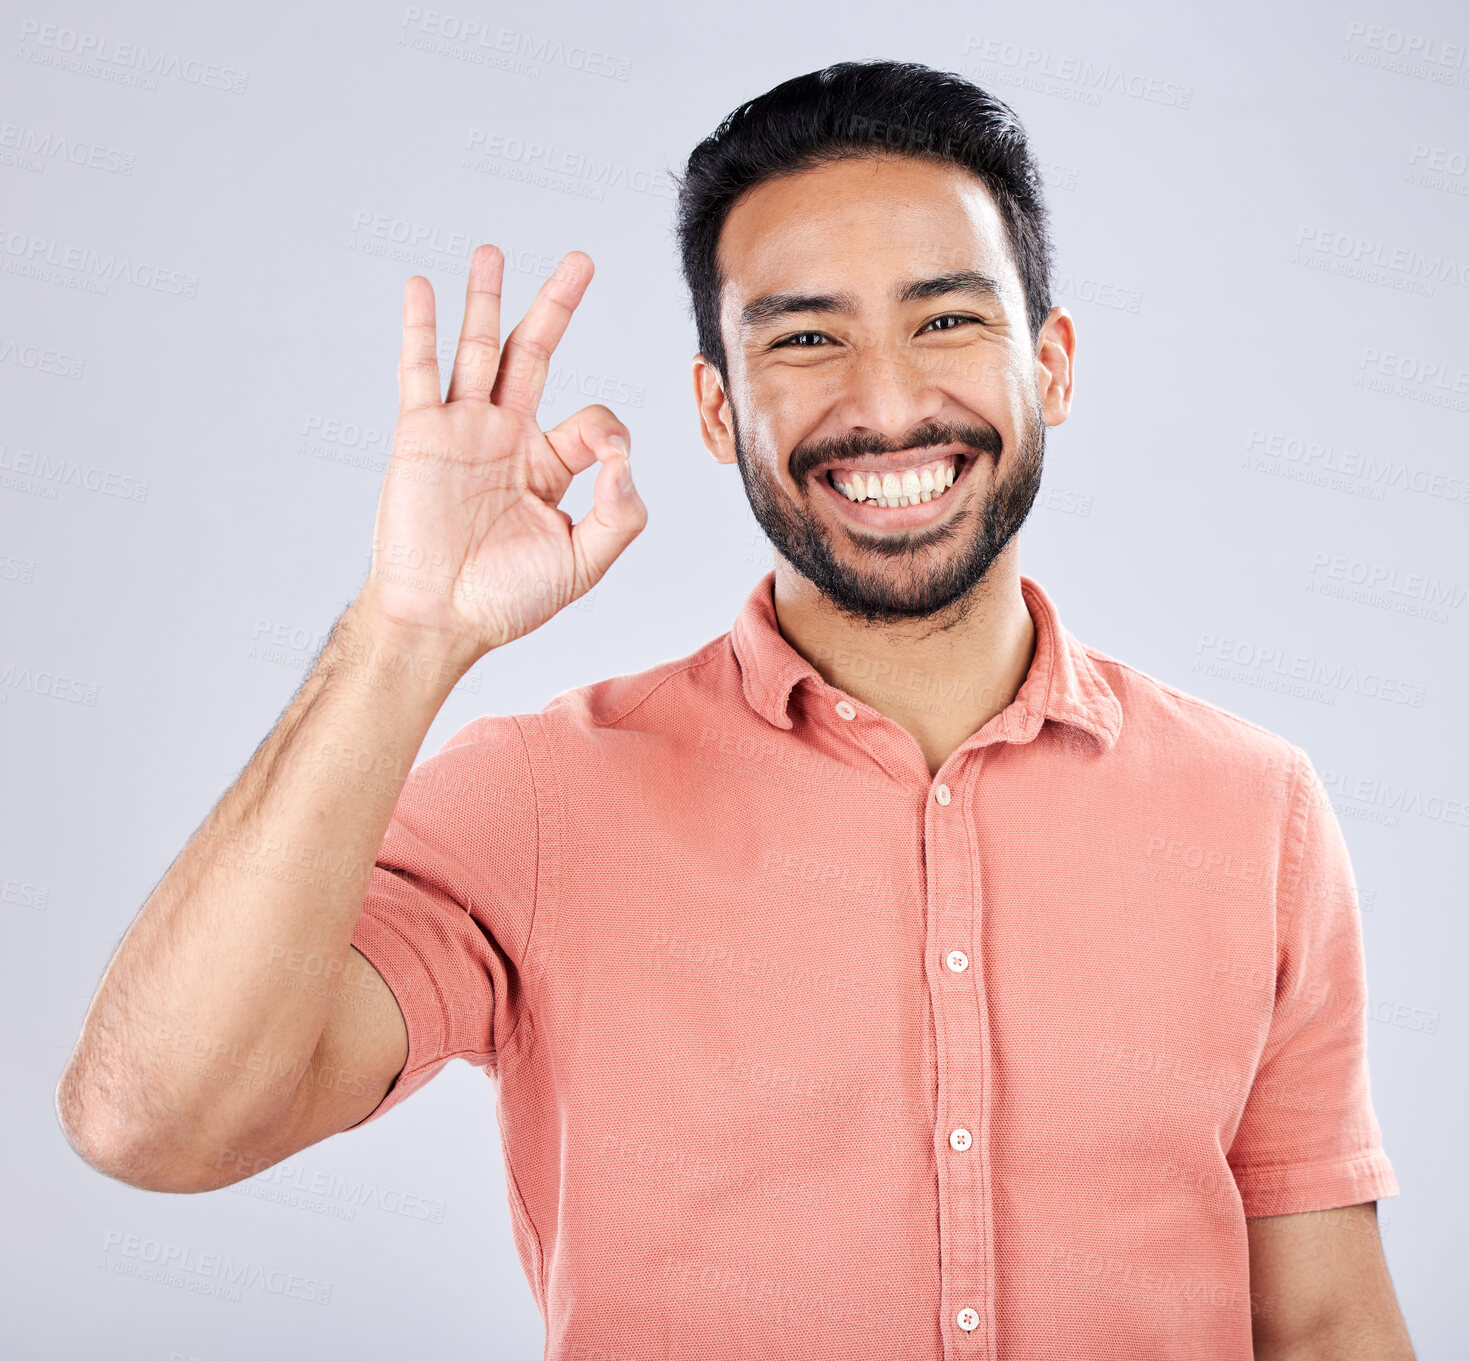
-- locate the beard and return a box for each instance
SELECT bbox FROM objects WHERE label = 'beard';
[731,403,1046,626]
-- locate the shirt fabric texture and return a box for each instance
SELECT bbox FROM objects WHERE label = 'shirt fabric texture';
[348,570,1398,1360]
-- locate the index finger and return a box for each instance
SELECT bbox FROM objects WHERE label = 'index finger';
[489,251,594,418]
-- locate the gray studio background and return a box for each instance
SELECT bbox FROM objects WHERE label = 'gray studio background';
[2,1,1464,1356]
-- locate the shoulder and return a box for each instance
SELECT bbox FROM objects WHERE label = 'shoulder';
[1080,640,1306,784]
[534,632,738,734]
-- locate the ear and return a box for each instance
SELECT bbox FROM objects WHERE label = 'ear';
[1034,306,1076,427]
[692,353,739,465]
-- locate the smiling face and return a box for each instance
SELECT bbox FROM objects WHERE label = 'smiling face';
[694,152,1075,625]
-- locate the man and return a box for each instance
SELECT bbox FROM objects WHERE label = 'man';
[58,60,1412,1359]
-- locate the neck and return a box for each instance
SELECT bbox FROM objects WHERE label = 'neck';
[771,544,1036,778]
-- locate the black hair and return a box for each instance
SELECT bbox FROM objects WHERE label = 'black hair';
[673,59,1055,383]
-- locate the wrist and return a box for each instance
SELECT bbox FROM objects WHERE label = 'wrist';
[333,590,485,695]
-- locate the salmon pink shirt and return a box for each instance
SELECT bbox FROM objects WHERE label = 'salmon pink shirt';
[348,570,1397,1360]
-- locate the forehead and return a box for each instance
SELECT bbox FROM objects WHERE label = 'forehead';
[716,154,1017,318]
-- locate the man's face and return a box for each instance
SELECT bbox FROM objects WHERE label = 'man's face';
[695,153,1073,625]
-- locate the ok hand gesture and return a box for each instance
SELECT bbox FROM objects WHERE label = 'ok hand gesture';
[359,244,647,665]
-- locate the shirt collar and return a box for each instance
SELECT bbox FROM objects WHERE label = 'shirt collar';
[729,570,1123,753]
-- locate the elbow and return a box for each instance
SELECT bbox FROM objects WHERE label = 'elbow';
[54,1070,230,1194]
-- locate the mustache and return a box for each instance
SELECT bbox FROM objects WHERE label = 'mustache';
[789,419,1003,481]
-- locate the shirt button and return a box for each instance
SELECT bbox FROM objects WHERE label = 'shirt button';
[956,1307,979,1332]
[949,1127,972,1152]
[945,949,969,973]
[934,783,951,805]
[835,699,856,721]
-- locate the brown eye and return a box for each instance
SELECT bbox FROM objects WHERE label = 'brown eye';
[922,314,980,334]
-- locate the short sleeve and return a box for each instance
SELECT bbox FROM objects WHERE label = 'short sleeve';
[345,712,540,1127]
[1227,745,1399,1216]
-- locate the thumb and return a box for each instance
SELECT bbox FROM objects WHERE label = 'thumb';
[570,451,647,593]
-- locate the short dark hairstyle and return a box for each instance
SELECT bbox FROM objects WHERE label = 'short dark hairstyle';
[673,60,1055,383]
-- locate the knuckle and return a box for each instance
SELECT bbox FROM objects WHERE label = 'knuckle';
[512,336,553,364]
[586,404,630,438]
[452,355,495,389]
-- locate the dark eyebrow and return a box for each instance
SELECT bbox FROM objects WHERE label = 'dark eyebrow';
[895,270,1005,306]
[740,270,1005,331]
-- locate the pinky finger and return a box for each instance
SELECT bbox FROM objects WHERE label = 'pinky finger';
[397,276,442,414]
[570,452,647,596]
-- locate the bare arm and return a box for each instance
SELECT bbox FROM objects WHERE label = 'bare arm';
[55,600,463,1192]
[1247,1203,1415,1360]
[55,243,646,1192]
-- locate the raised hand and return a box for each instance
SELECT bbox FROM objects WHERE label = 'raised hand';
[357,244,646,665]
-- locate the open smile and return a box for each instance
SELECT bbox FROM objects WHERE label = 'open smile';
[811,446,984,530]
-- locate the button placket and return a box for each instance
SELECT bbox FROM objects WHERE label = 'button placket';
[924,767,993,1357]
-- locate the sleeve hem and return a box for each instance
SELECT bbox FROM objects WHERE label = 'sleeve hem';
[1234,1149,1399,1217]
[342,891,449,1128]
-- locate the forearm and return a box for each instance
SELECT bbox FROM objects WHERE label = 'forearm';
[1253,1324,1415,1361]
[1248,1202,1416,1361]
[57,592,473,1181]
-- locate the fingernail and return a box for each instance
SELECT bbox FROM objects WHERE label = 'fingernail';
[617,456,635,494]
[607,433,629,456]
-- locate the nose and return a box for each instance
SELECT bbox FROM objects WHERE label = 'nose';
[831,342,946,445]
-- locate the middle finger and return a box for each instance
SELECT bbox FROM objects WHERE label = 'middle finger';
[445,244,506,404]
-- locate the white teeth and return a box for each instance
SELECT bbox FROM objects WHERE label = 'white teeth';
[832,455,959,507]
